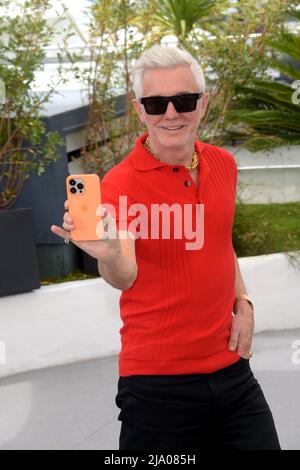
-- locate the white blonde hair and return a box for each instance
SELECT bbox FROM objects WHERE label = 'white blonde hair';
[131,44,205,99]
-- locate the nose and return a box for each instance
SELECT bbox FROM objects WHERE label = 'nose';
[164,100,179,118]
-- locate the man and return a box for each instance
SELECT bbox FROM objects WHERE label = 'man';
[51,45,281,450]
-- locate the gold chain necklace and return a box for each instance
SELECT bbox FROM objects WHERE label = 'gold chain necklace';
[144,136,199,171]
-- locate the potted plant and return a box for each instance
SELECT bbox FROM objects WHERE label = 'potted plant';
[0,0,68,296]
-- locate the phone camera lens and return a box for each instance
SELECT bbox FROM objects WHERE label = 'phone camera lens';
[77,183,84,190]
[70,187,76,194]
[70,179,76,186]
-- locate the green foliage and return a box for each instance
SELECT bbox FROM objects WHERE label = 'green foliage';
[0,0,69,208]
[227,80,300,150]
[74,0,155,177]
[226,8,300,151]
[151,0,217,44]
[40,269,98,285]
[64,0,299,177]
[268,32,300,80]
[196,0,290,144]
[233,202,300,257]
[79,0,293,169]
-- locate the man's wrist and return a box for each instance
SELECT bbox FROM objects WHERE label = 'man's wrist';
[234,293,254,313]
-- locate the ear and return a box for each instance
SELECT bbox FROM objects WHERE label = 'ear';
[199,92,210,118]
[132,98,145,124]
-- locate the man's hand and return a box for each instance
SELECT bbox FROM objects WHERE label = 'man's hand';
[228,300,254,359]
[50,200,122,262]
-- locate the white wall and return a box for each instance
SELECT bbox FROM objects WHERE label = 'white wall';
[0,251,300,379]
[225,144,300,204]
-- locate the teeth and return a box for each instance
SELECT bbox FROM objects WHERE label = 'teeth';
[164,126,183,130]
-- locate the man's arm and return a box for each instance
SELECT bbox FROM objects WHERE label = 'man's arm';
[228,251,254,357]
[233,251,250,312]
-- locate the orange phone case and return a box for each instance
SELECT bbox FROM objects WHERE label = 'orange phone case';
[66,174,103,241]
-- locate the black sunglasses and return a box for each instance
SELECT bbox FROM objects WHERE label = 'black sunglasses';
[140,92,203,115]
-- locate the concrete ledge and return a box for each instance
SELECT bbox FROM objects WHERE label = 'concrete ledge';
[0,251,299,378]
[0,279,122,379]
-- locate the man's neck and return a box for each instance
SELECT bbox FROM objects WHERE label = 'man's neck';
[148,136,195,167]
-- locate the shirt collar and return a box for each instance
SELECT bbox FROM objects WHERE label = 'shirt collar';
[129,132,207,172]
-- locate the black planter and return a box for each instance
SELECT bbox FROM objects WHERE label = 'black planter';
[81,251,100,277]
[0,208,41,297]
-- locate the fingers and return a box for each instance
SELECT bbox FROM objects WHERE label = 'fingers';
[101,210,118,239]
[50,225,71,240]
[50,200,72,240]
[237,339,252,358]
[228,326,252,358]
[63,211,74,231]
[63,218,74,231]
[228,327,239,352]
[51,201,112,240]
[102,208,109,225]
[229,330,251,357]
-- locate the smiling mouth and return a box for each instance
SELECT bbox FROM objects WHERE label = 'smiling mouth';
[161,125,185,131]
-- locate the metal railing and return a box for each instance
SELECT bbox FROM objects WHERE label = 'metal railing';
[238,164,300,170]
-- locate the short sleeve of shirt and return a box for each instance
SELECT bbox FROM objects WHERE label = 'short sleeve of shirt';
[100,172,138,237]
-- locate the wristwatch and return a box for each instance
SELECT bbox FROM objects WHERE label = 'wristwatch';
[234,293,254,312]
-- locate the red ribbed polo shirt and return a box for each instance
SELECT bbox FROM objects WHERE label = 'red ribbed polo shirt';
[101,132,241,376]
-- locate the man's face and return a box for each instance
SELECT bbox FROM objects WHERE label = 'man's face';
[133,66,209,150]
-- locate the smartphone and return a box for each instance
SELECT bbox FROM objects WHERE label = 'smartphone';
[66,174,103,241]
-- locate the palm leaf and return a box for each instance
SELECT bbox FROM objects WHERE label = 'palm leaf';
[268,33,300,64]
[228,109,300,131]
[269,59,300,81]
[288,8,300,22]
[235,81,300,113]
[227,26,300,150]
[267,33,300,81]
[152,0,216,38]
[245,135,300,152]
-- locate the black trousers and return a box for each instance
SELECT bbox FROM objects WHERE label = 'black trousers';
[115,358,281,450]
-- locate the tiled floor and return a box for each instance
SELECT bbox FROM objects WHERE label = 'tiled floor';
[0,329,299,450]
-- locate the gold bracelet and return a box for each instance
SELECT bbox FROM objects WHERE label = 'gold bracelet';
[234,293,254,311]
